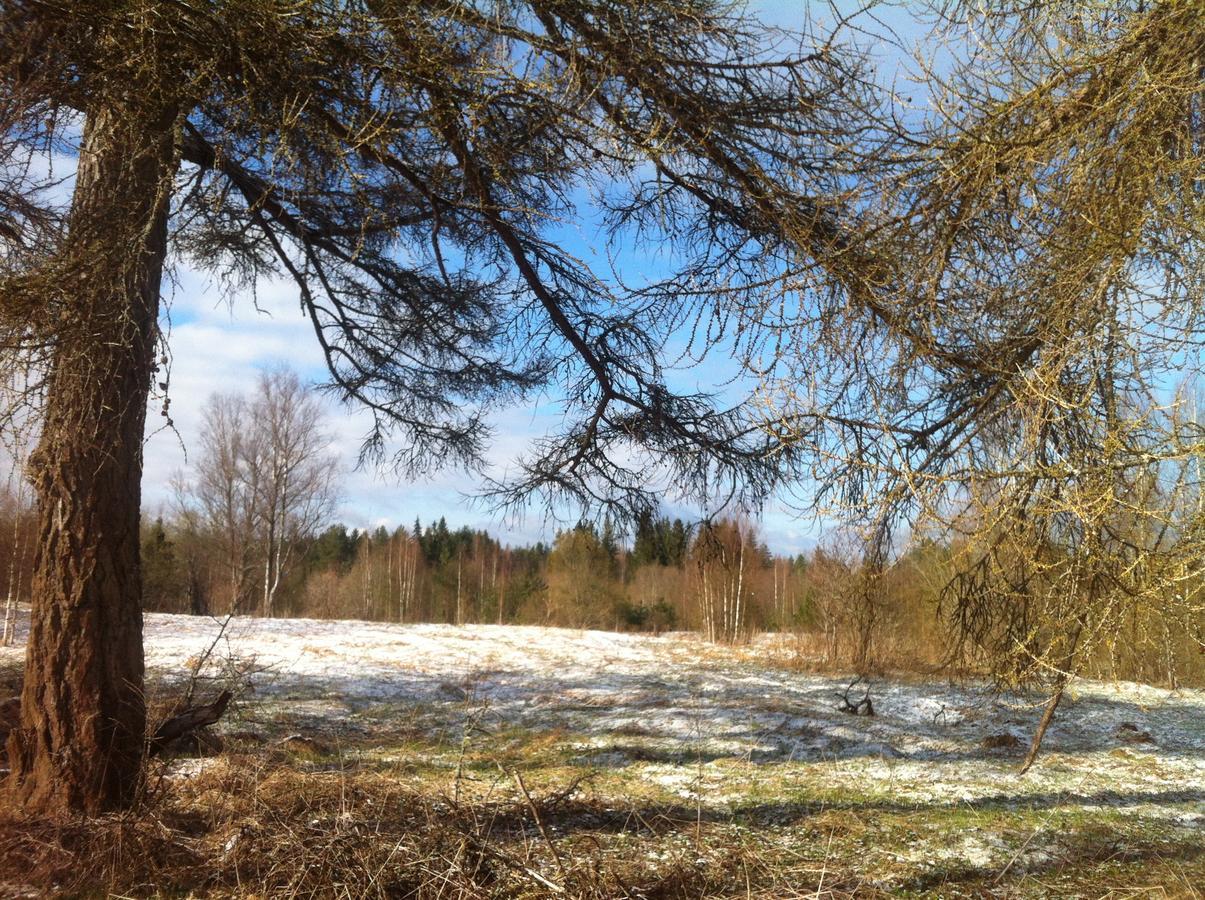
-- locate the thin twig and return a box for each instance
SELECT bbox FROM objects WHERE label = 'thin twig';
[511,768,568,885]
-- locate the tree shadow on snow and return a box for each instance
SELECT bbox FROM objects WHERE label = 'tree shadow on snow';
[204,661,1204,765]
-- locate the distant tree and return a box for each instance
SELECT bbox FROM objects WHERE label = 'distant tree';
[600,516,620,567]
[623,563,684,632]
[311,525,357,575]
[308,525,354,573]
[0,471,34,647]
[690,519,762,643]
[546,525,619,627]
[631,511,661,568]
[140,516,182,613]
[177,392,258,615]
[245,369,340,617]
[179,369,339,617]
[632,511,692,568]
[666,521,691,568]
[421,518,454,566]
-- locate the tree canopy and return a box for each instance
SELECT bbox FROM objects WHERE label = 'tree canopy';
[0,0,900,814]
[765,1,1205,758]
[2,0,895,516]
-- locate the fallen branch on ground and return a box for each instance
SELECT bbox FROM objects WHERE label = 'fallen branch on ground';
[837,676,874,716]
[149,689,233,757]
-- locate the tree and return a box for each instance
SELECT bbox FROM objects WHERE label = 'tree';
[1,0,893,812]
[140,516,183,613]
[545,524,619,627]
[764,2,1205,762]
[177,392,258,615]
[244,368,340,618]
[632,510,692,568]
[311,524,357,575]
[690,518,761,643]
[178,368,339,618]
[1,448,34,647]
[916,3,1205,765]
[631,510,663,568]
[2,70,177,813]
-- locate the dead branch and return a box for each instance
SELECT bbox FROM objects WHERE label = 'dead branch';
[837,676,874,716]
[149,689,232,757]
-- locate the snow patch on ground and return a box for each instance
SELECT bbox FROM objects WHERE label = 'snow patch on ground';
[3,609,1202,856]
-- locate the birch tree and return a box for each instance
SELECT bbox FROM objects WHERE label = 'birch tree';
[246,368,339,618]
[182,369,339,618]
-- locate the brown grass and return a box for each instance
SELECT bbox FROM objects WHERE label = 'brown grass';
[0,752,873,899]
[1,654,1200,897]
[5,741,1199,899]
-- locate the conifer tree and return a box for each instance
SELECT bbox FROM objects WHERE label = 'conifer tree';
[0,0,891,812]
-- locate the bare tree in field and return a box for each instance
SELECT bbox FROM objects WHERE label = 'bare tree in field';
[178,393,258,615]
[245,368,339,618]
[180,369,338,618]
[1,0,899,812]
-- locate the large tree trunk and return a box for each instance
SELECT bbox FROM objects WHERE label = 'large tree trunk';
[6,100,177,815]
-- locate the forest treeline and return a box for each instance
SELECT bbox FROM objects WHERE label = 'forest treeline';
[3,487,1198,688]
[3,366,1199,688]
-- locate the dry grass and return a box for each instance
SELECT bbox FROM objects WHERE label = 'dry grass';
[1,644,1200,898]
[0,752,876,899]
[1,736,1201,899]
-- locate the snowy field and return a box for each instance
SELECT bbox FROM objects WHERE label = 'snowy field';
[2,610,1202,893]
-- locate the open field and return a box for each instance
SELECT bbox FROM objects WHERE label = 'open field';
[1,610,1202,897]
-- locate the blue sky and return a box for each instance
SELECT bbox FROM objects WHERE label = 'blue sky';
[140,1,929,554]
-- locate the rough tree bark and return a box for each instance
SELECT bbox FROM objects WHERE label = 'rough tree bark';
[5,99,177,815]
